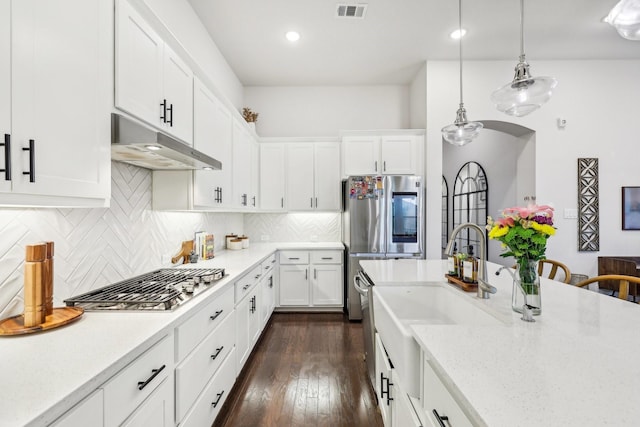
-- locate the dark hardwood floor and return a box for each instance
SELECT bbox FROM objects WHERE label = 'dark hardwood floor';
[214,312,384,427]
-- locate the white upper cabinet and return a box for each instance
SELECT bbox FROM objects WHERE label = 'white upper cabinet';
[0,0,111,206]
[232,119,252,209]
[193,78,232,208]
[259,144,286,211]
[343,134,422,176]
[115,0,193,144]
[286,142,341,212]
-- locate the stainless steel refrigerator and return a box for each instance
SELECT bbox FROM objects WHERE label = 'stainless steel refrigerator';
[343,175,425,320]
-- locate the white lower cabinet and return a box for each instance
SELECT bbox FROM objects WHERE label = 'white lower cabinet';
[102,334,174,427]
[422,358,472,427]
[261,255,276,326]
[180,347,236,427]
[235,265,263,372]
[121,376,173,427]
[50,389,104,427]
[278,250,343,309]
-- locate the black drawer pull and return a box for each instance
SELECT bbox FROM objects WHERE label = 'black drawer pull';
[167,103,173,126]
[242,284,250,290]
[22,139,35,182]
[210,346,224,360]
[321,257,333,260]
[1,133,10,181]
[137,364,166,390]
[160,99,167,123]
[288,257,300,260]
[209,310,223,321]
[211,390,225,408]
[433,409,450,427]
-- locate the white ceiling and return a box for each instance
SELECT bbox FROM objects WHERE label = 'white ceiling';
[186,0,640,86]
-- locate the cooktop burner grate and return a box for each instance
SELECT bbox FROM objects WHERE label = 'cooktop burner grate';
[64,268,225,311]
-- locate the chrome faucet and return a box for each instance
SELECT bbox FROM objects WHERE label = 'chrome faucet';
[496,266,535,322]
[445,222,497,299]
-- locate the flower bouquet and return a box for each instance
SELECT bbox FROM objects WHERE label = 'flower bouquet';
[487,202,555,314]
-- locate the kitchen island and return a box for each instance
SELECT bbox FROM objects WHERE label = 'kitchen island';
[0,242,342,427]
[361,259,640,426]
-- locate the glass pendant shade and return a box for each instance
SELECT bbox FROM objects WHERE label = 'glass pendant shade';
[441,0,482,146]
[491,0,557,117]
[442,105,483,146]
[606,0,640,40]
[491,59,558,117]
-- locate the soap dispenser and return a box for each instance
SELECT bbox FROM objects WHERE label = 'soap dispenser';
[447,242,459,276]
[462,245,478,284]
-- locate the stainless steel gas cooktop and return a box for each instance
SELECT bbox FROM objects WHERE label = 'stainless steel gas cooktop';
[64,268,226,311]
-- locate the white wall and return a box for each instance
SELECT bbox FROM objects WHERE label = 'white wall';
[409,63,427,129]
[427,59,640,277]
[244,85,410,137]
[244,213,341,243]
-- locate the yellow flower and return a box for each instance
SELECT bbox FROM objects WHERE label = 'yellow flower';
[488,225,509,239]
[540,224,555,235]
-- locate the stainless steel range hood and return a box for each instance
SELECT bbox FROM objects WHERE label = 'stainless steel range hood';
[110,113,222,170]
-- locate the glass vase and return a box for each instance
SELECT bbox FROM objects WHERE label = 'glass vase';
[512,259,541,315]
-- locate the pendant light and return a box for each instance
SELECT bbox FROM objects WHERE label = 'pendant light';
[490,0,557,117]
[441,0,483,147]
[605,0,640,41]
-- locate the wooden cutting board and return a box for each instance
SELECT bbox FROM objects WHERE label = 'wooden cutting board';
[0,307,84,336]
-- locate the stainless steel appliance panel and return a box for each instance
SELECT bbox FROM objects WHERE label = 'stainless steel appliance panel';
[385,175,423,256]
[354,269,376,387]
[346,254,384,320]
[345,176,386,254]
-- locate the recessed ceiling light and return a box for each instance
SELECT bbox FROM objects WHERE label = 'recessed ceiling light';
[285,31,300,42]
[450,28,467,39]
[145,145,161,151]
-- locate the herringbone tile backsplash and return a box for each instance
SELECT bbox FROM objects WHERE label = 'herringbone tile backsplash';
[0,163,342,318]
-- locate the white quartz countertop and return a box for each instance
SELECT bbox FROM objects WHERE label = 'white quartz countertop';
[360,259,640,426]
[0,242,342,427]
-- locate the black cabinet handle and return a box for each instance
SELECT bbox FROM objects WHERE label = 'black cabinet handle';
[137,364,166,390]
[0,133,10,181]
[167,103,173,127]
[242,284,250,290]
[160,99,167,123]
[22,139,34,183]
[321,257,333,260]
[269,276,273,288]
[210,346,224,360]
[209,309,223,321]
[211,390,225,408]
[288,257,300,260]
[433,409,450,427]
[380,373,393,406]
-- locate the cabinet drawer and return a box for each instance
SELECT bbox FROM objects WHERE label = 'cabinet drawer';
[235,265,262,302]
[279,251,309,265]
[423,359,473,427]
[176,285,234,361]
[176,311,235,421]
[51,389,104,427]
[181,347,237,427]
[261,253,277,274]
[310,250,343,264]
[103,335,172,427]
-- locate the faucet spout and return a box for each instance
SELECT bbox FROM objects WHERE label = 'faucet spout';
[445,222,493,299]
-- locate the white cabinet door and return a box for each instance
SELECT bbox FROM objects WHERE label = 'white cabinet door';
[260,143,285,210]
[286,143,314,211]
[162,44,193,144]
[193,78,232,208]
[423,359,473,427]
[0,0,10,193]
[8,0,110,200]
[314,142,341,211]
[380,136,417,175]
[249,138,259,208]
[279,265,309,306]
[51,389,104,427]
[232,120,251,208]
[115,0,163,127]
[311,264,343,306]
[261,274,275,326]
[235,296,251,370]
[393,388,425,427]
[248,289,261,346]
[121,377,173,427]
[375,334,393,427]
[342,136,379,175]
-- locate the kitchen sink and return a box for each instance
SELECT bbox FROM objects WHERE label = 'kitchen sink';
[373,283,504,397]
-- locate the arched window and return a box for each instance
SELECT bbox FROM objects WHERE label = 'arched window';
[441,176,449,252]
[452,161,488,255]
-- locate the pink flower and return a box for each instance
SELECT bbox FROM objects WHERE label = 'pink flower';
[495,217,515,227]
[503,204,554,220]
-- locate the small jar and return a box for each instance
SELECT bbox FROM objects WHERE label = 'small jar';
[228,238,243,250]
[225,234,238,249]
[239,236,249,249]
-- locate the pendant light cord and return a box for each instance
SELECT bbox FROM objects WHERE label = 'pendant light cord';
[458,0,463,106]
[519,0,525,61]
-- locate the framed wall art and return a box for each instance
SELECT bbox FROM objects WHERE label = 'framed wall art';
[622,186,640,230]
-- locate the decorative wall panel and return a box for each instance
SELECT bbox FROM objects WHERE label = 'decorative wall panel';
[577,158,600,251]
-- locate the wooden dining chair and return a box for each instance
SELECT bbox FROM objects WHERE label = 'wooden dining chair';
[573,275,640,301]
[537,259,571,284]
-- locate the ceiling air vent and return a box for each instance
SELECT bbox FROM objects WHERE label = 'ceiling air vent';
[336,3,367,19]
